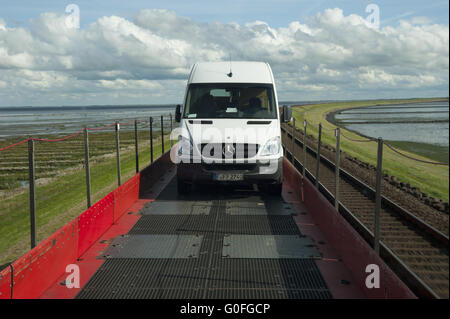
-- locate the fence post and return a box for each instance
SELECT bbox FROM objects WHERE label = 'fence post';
[83,128,91,208]
[303,120,307,177]
[134,120,139,173]
[291,118,296,163]
[335,128,340,210]
[374,137,383,255]
[28,139,36,249]
[115,121,121,186]
[149,117,153,163]
[170,113,173,147]
[315,123,322,188]
[161,115,164,154]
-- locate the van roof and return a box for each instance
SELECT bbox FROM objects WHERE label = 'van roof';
[189,61,274,84]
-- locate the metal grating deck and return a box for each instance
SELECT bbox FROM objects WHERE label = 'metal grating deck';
[222,235,322,259]
[139,201,213,215]
[102,235,203,259]
[76,178,332,299]
[225,200,296,216]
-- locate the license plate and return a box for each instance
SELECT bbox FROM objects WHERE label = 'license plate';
[213,173,244,181]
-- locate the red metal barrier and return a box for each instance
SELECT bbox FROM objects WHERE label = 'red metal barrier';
[0,266,12,299]
[2,153,169,299]
[114,173,140,222]
[282,158,416,299]
[10,219,79,299]
[78,191,115,257]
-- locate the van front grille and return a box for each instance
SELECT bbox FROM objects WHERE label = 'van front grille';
[199,143,260,159]
[201,163,257,171]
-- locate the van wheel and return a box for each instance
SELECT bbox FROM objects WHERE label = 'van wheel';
[177,178,191,194]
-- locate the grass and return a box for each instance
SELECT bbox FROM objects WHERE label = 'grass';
[0,132,173,265]
[386,141,449,164]
[0,128,163,190]
[290,98,449,202]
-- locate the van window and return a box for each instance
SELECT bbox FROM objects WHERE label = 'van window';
[183,84,277,119]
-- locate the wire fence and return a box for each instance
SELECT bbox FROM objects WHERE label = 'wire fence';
[0,118,173,149]
[293,118,448,166]
[384,142,449,166]
[0,113,175,266]
[283,118,448,256]
[320,125,336,133]
[340,131,375,143]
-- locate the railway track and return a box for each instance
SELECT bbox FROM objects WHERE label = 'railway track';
[281,124,449,299]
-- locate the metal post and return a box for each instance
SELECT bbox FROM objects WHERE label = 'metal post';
[291,118,296,163]
[134,120,139,173]
[115,121,121,186]
[149,117,153,163]
[335,128,340,210]
[28,139,36,249]
[303,120,307,177]
[374,137,383,255]
[161,115,164,154]
[83,128,91,208]
[170,113,173,147]
[315,123,322,188]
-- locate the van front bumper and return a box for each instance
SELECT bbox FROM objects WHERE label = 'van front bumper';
[177,157,283,185]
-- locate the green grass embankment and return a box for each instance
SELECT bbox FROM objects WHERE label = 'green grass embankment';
[290,98,449,202]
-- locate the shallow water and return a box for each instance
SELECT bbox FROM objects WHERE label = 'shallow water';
[334,101,449,147]
[0,105,176,139]
[0,101,315,139]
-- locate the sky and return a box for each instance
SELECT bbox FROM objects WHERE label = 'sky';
[0,0,448,106]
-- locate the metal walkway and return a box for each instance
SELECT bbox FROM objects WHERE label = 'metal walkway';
[76,178,332,299]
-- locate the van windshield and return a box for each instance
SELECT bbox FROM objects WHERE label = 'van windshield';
[183,84,277,119]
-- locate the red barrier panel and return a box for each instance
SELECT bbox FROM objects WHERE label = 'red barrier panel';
[11,219,78,299]
[0,266,12,299]
[78,191,114,257]
[282,158,416,299]
[114,173,140,222]
[5,157,163,298]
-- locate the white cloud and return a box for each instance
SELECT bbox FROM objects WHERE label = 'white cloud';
[411,16,433,25]
[0,8,448,106]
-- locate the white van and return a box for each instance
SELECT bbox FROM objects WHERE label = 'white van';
[174,61,292,194]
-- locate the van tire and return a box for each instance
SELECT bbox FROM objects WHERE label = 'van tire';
[177,178,191,194]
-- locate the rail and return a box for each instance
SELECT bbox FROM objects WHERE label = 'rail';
[0,114,174,260]
[281,123,448,299]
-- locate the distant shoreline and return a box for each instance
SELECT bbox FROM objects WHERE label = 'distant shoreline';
[1,97,447,110]
[0,104,177,112]
[325,100,449,163]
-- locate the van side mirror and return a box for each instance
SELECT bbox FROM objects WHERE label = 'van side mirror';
[282,105,292,123]
[175,104,181,122]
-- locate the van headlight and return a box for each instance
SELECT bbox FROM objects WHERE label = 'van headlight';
[178,136,193,156]
[260,136,281,156]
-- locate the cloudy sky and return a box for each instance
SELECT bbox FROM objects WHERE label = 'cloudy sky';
[0,0,448,106]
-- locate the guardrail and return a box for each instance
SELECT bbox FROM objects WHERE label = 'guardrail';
[0,150,173,299]
[281,123,448,299]
[0,114,174,257]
